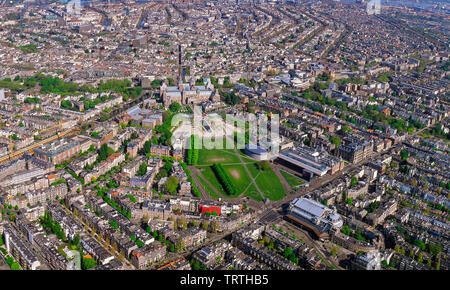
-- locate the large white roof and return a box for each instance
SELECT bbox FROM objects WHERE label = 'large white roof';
[292,198,327,218]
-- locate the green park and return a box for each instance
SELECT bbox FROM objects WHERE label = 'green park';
[186,139,301,202]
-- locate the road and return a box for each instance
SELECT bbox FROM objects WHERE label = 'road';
[255,123,432,241]
[190,166,223,200]
[64,206,135,269]
[233,144,266,203]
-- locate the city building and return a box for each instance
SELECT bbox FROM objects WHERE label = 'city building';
[285,198,343,240]
[34,138,81,165]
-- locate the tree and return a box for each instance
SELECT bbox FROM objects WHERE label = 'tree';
[417,252,423,263]
[223,91,239,105]
[355,228,365,242]
[192,185,201,198]
[255,161,270,171]
[60,99,72,109]
[413,239,426,251]
[193,261,200,270]
[330,136,341,147]
[177,217,187,230]
[427,242,442,256]
[376,74,389,83]
[346,198,353,205]
[341,225,351,236]
[151,79,162,89]
[72,235,80,248]
[176,240,183,253]
[283,247,297,264]
[400,149,408,161]
[210,220,220,232]
[201,221,208,230]
[142,140,152,154]
[164,176,179,195]
[82,257,97,270]
[99,143,114,161]
[131,132,139,139]
[137,162,147,176]
[351,176,358,187]
[10,262,20,270]
[169,102,181,113]
[211,163,237,195]
[330,246,339,256]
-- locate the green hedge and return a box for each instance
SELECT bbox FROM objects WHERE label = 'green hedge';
[187,135,199,165]
[211,163,237,195]
[192,185,201,198]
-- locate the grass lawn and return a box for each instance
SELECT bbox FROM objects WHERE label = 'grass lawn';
[255,168,286,201]
[197,166,227,196]
[193,145,286,202]
[237,148,259,163]
[280,170,306,187]
[246,162,261,179]
[243,183,263,202]
[196,174,221,200]
[196,148,241,165]
[197,164,259,199]
[223,164,253,195]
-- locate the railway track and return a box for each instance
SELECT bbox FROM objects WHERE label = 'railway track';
[0,127,80,164]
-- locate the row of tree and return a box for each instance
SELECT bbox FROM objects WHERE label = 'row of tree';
[187,135,199,165]
[192,184,201,198]
[155,112,174,146]
[211,163,237,195]
[96,187,132,219]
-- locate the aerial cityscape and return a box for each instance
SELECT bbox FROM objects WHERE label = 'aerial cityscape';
[0,0,448,274]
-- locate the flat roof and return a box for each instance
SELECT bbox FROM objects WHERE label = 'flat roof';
[291,198,327,218]
[279,151,329,175]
